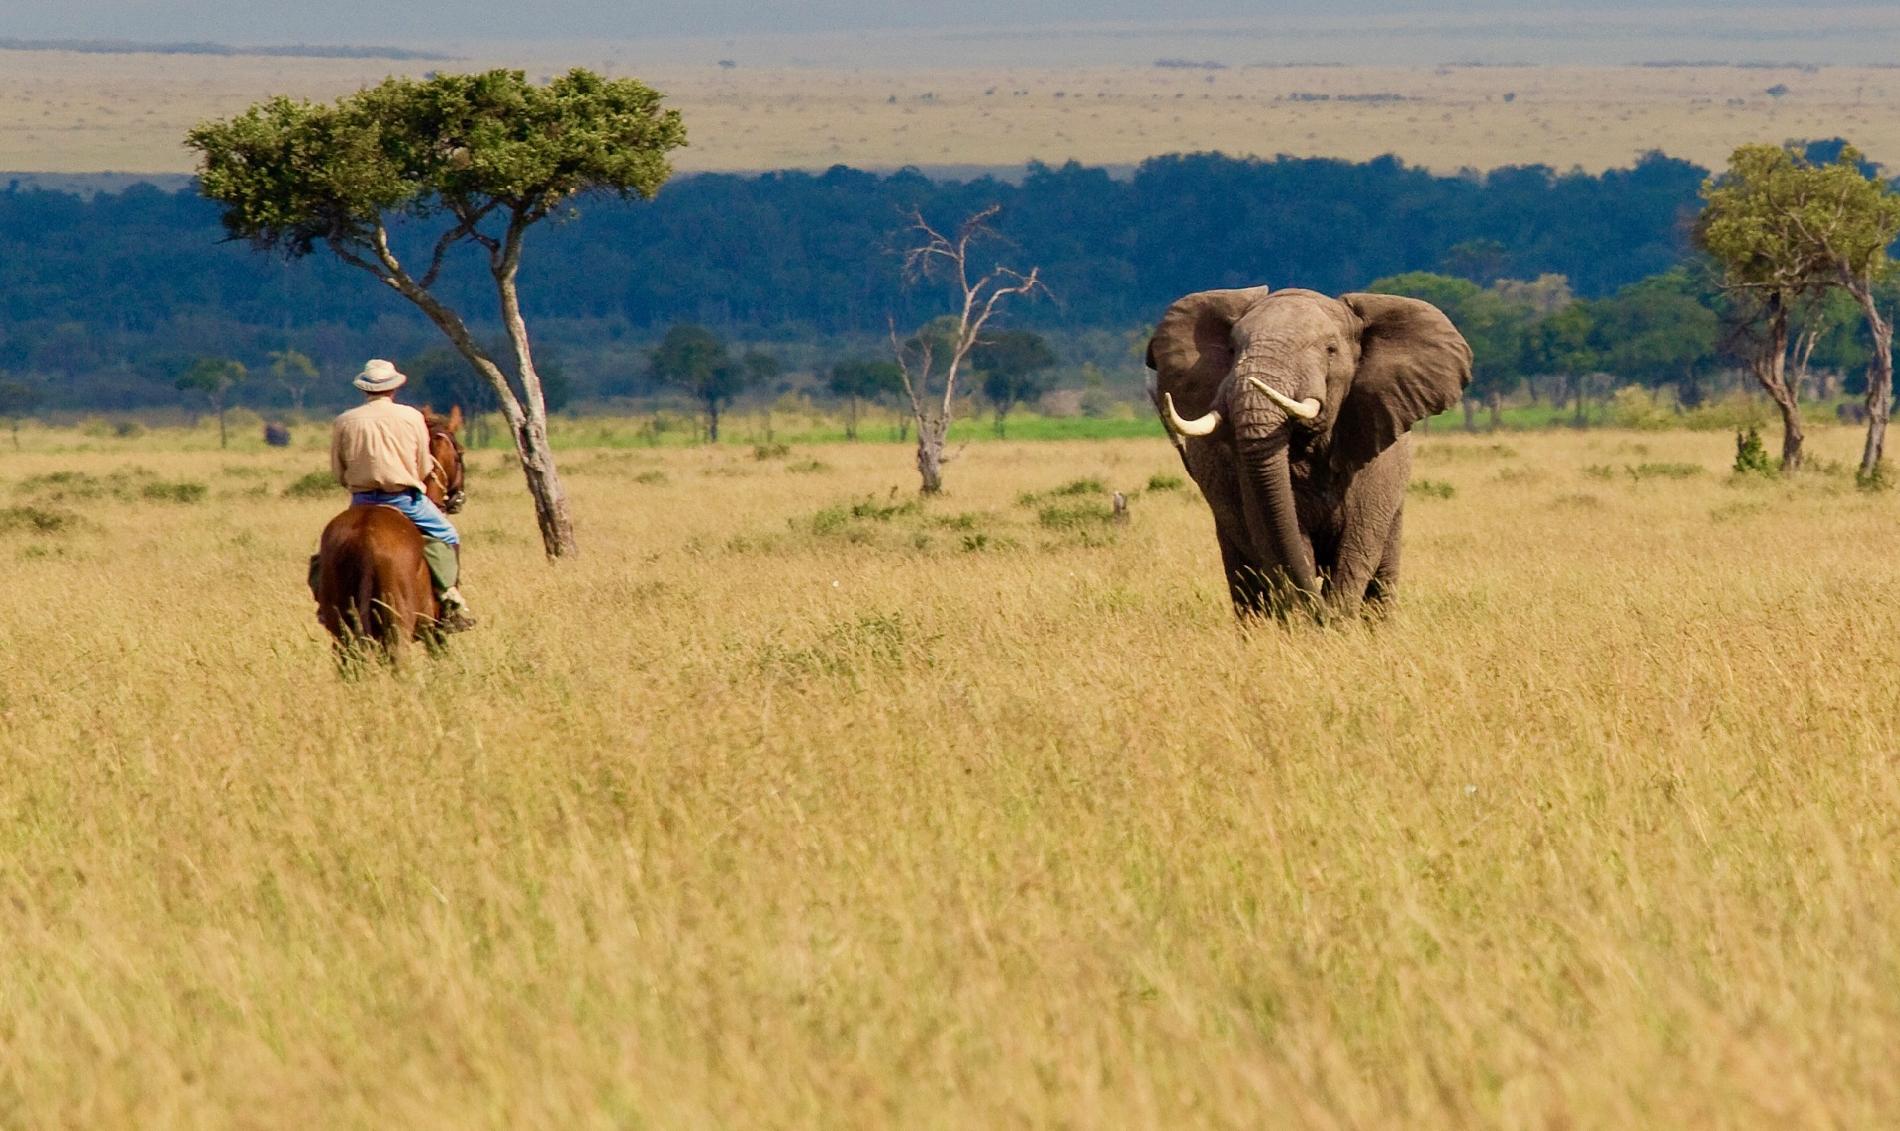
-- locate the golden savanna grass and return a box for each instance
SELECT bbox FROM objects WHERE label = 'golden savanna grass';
[12,48,1900,177]
[3,423,1900,1126]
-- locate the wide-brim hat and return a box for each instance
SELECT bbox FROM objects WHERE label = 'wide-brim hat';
[353,359,407,393]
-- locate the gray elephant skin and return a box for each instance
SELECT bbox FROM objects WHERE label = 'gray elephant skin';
[1145,286,1472,618]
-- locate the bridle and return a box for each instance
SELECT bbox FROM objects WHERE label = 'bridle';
[427,425,467,514]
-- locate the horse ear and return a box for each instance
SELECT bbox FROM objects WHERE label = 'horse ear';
[448,405,464,433]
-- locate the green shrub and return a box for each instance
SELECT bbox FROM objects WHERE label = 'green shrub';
[283,470,335,498]
[1145,473,1185,492]
[1732,427,1775,477]
[752,442,791,460]
[1408,478,1456,499]
[1607,386,1674,430]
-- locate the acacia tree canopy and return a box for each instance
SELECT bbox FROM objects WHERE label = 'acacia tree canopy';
[190,69,685,263]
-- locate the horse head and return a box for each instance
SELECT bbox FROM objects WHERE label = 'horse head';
[425,405,467,515]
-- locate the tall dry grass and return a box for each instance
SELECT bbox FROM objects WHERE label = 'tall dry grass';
[2,425,1898,1127]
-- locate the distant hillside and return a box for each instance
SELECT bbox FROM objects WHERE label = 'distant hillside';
[0,38,454,61]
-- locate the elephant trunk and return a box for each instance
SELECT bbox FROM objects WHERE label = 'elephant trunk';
[1236,417,1318,601]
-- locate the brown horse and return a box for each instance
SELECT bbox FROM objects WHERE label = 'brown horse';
[313,406,467,656]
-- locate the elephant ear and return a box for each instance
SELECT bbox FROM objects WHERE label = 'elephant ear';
[1145,286,1270,418]
[1332,292,1472,470]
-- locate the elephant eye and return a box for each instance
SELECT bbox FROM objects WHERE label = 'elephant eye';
[1326,343,1339,355]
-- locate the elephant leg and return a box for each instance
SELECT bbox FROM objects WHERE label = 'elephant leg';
[1328,447,1409,617]
[1366,505,1403,612]
[1218,527,1272,616]
[1179,438,1274,617]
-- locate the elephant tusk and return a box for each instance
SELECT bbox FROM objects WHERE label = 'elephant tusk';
[1162,393,1221,437]
[1246,376,1322,421]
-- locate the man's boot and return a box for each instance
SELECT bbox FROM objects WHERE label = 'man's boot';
[421,539,477,632]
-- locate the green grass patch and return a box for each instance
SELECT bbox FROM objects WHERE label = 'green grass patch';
[1625,462,1704,483]
[1408,479,1457,500]
[1038,501,1116,530]
[140,480,208,504]
[1019,477,1107,507]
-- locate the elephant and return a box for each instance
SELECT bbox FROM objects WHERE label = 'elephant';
[1145,285,1471,619]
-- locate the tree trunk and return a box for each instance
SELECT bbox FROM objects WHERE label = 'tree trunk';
[515,414,577,555]
[216,400,228,449]
[1853,284,1893,482]
[1487,391,1502,430]
[707,401,720,443]
[1751,297,1802,472]
[844,398,858,441]
[493,228,578,557]
[916,415,947,494]
[1462,397,1477,432]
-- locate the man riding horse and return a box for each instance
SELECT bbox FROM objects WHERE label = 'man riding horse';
[316,359,476,632]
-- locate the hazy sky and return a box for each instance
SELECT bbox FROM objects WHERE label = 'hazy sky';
[13,1,1899,65]
[4,1,1847,40]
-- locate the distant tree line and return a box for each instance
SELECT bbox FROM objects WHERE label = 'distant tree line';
[0,149,1719,412]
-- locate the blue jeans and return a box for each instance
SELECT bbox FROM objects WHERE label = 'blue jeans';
[351,489,459,546]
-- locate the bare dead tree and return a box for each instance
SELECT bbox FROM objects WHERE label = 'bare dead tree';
[890,207,1044,494]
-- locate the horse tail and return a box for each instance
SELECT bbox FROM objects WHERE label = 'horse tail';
[354,561,384,644]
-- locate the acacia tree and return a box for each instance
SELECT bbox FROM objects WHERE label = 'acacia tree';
[1697,143,1900,475]
[973,329,1057,437]
[176,357,247,448]
[1798,148,1900,479]
[188,68,686,556]
[826,358,902,440]
[267,348,320,413]
[647,324,751,441]
[0,379,39,450]
[890,207,1043,493]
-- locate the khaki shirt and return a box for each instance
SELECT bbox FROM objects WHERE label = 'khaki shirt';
[331,397,435,493]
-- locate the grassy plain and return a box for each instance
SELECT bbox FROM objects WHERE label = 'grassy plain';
[12,46,1900,178]
[4,421,1900,1126]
